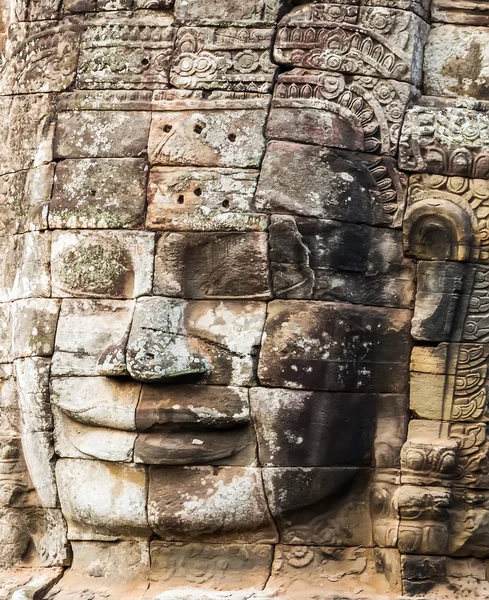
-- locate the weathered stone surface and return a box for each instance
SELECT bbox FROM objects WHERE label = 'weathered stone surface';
[0,165,54,235]
[174,0,283,25]
[20,431,58,509]
[11,299,60,359]
[255,141,407,228]
[15,357,52,433]
[127,297,266,386]
[154,232,270,299]
[135,384,255,465]
[149,542,273,593]
[55,110,151,158]
[258,301,412,393]
[269,215,414,307]
[147,167,266,232]
[50,158,147,229]
[0,94,54,175]
[51,230,154,298]
[56,458,150,540]
[0,507,69,568]
[432,0,489,24]
[0,303,11,364]
[267,69,416,156]
[0,21,80,94]
[1,232,52,302]
[263,467,373,545]
[77,13,174,90]
[0,568,63,600]
[171,27,276,92]
[275,4,429,85]
[424,25,489,101]
[53,407,137,462]
[406,419,489,490]
[52,299,134,376]
[269,546,402,598]
[411,262,465,342]
[250,388,407,468]
[148,466,277,543]
[399,106,489,178]
[51,376,140,431]
[149,102,268,168]
[0,436,34,509]
[44,540,149,600]
[403,173,489,263]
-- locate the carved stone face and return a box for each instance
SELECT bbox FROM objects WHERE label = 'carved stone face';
[4,0,489,599]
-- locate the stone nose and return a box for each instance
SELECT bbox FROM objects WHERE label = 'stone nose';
[97,297,211,382]
[125,328,209,382]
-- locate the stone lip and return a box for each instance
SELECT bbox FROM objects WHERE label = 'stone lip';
[55,381,252,465]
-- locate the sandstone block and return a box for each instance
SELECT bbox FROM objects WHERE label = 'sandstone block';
[148,466,277,543]
[53,407,136,462]
[154,232,269,299]
[258,300,412,393]
[0,165,54,235]
[52,299,134,376]
[50,158,147,229]
[432,0,489,24]
[174,0,283,25]
[9,232,51,301]
[0,94,54,175]
[255,141,407,228]
[51,230,154,299]
[0,436,33,509]
[403,173,489,262]
[147,167,266,232]
[0,373,19,437]
[135,384,254,465]
[77,13,174,90]
[55,110,151,158]
[57,89,153,112]
[267,70,416,156]
[149,108,268,169]
[15,357,52,433]
[269,545,401,598]
[269,215,414,308]
[20,431,58,508]
[263,467,373,546]
[411,262,465,341]
[56,458,150,540]
[424,25,489,100]
[0,21,80,94]
[171,27,276,92]
[127,297,266,386]
[250,388,407,468]
[0,303,11,363]
[399,106,489,178]
[275,4,429,85]
[51,376,140,431]
[45,540,150,600]
[149,542,273,592]
[11,299,60,359]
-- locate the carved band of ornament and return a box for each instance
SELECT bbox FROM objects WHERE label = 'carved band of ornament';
[275,27,408,81]
[83,24,174,47]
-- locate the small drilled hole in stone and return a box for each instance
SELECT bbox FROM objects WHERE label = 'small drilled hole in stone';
[89,189,97,196]
[194,123,205,134]
[163,124,172,133]
[141,58,150,66]
[145,352,155,360]
[177,195,185,204]
[228,133,236,142]
[222,200,230,208]
[194,187,202,197]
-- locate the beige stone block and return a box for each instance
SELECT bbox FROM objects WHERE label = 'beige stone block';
[56,458,150,540]
[51,230,154,299]
[11,299,60,359]
[146,167,265,232]
[51,376,140,431]
[52,299,134,376]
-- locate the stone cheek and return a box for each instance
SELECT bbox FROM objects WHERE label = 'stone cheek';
[258,300,412,393]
